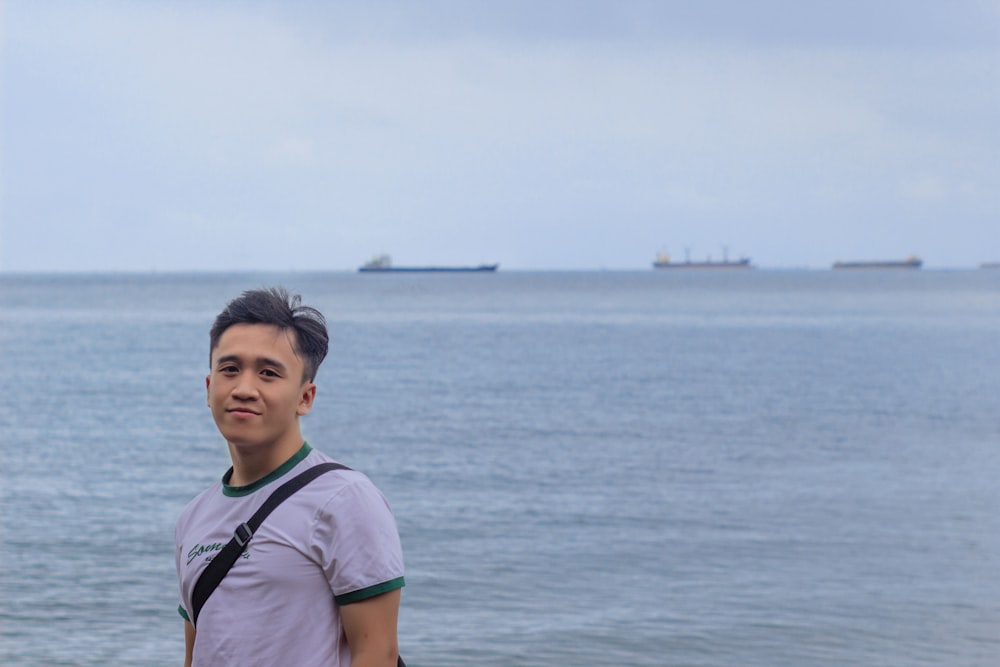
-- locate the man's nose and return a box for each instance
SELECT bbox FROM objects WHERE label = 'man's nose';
[232,374,259,398]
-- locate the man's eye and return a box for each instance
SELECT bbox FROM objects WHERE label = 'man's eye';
[220,365,239,374]
[261,369,279,378]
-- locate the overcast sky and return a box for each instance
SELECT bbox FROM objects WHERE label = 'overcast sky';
[1,1,997,271]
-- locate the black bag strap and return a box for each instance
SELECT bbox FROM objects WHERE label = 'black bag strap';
[190,462,348,626]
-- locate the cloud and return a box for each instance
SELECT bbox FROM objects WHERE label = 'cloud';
[901,177,948,202]
[274,137,317,165]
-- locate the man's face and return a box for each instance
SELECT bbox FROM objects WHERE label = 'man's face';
[206,323,315,453]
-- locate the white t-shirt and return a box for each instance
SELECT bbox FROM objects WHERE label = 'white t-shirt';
[175,443,405,666]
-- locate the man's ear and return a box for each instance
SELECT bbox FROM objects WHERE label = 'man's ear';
[205,374,211,406]
[297,383,317,416]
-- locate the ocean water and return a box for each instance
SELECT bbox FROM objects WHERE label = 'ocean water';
[1,269,999,666]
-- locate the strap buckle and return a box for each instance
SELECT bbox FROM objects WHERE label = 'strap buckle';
[234,522,254,548]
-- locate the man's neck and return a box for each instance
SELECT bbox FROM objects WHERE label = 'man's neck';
[226,437,305,487]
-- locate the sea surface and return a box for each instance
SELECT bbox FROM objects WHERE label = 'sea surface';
[1,269,999,666]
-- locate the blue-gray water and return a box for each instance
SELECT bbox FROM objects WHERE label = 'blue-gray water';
[1,270,999,666]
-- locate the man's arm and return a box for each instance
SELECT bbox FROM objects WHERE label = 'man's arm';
[183,620,196,667]
[341,589,401,667]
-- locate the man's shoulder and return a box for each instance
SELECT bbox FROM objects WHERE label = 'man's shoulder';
[294,450,384,498]
[174,449,385,528]
[175,479,226,533]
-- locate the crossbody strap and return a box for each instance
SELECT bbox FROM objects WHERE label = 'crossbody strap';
[190,462,349,627]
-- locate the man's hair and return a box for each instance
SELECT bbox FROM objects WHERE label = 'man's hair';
[210,287,329,382]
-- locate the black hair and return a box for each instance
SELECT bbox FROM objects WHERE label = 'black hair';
[209,287,329,382]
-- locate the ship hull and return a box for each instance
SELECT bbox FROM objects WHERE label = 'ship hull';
[832,259,922,270]
[653,259,752,270]
[359,264,499,273]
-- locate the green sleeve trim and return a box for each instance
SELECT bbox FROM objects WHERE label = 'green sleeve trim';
[178,605,190,622]
[335,577,405,606]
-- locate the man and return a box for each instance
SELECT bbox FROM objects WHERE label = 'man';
[175,287,404,666]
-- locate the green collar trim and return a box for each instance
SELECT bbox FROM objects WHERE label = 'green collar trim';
[222,442,312,497]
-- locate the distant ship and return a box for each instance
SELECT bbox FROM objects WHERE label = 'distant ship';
[652,251,752,270]
[980,261,1000,270]
[832,256,922,270]
[359,254,499,273]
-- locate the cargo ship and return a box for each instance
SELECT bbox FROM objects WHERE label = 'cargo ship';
[832,256,922,270]
[359,254,498,273]
[652,251,752,270]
